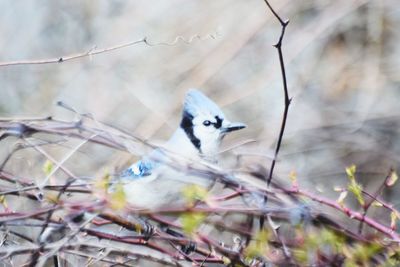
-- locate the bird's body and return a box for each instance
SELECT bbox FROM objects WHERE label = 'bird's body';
[120,89,246,210]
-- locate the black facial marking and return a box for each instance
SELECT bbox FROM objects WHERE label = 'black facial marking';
[180,111,201,152]
[214,116,223,129]
[203,120,212,126]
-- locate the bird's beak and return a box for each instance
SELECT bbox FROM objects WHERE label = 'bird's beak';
[222,121,247,133]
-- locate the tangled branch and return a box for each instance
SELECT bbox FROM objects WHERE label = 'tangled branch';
[0,116,399,266]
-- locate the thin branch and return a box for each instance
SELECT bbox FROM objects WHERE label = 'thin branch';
[263,0,291,186]
[0,33,219,68]
[362,189,399,214]
[29,178,75,267]
[23,137,78,180]
[358,169,393,234]
[0,38,146,67]
[285,187,400,242]
[0,207,59,224]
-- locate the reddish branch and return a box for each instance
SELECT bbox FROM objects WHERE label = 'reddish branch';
[285,187,400,242]
[1,114,400,265]
[358,169,395,234]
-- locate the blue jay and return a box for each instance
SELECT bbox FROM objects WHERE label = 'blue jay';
[38,90,245,245]
[120,89,246,209]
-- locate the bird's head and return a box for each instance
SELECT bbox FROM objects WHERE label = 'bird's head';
[180,89,246,156]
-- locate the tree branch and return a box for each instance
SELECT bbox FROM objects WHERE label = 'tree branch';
[0,33,219,68]
[263,0,291,186]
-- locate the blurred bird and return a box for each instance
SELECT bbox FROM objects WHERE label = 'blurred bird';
[120,89,246,209]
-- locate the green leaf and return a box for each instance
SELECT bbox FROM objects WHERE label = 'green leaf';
[343,242,383,266]
[95,172,111,192]
[244,230,269,259]
[345,165,365,206]
[0,195,7,209]
[320,229,345,252]
[371,201,383,207]
[353,243,383,264]
[222,257,231,266]
[43,160,53,176]
[180,212,206,235]
[109,183,127,210]
[345,164,356,179]
[348,181,365,206]
[182,185,208,206]
[293,249,308,265]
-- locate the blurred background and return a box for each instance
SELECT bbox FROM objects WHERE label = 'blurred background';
[1,0,400,206]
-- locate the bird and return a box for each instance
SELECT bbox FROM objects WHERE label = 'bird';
[119,89,246,210]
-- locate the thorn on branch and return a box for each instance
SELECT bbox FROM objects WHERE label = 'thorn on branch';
[283,20,290,26]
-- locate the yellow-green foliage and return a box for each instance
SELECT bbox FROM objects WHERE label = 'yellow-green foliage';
[346,164,365,207]
[244,230,270,260]
[42,160,54,176]
[182,184,209,207]
[343,243,383,267]
[180,212,206,236]
[109,182,127,210]
[294,228,346,265]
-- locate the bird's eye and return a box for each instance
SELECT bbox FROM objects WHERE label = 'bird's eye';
[203,120,212,126]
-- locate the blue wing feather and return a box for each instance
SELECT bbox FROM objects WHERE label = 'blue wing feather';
[121,160,153,179]
[120,148,166,180]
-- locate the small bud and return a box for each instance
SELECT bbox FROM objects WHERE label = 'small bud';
[386,170,398,187]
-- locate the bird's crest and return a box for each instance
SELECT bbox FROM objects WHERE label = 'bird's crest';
[183,89,225,118]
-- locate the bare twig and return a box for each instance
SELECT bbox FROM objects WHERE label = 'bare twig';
[263,0,291,186]
[0,38,146,67]
[0,33,219,68]
[23,137,78,180]
[358,169,394,234]
[259,0,291,242]
[29,178,76,267]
